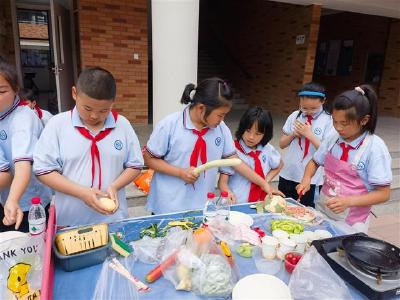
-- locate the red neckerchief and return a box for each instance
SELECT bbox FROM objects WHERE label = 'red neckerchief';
[19,100,43,119]
[235,140,266,202]
[298,115,313,159]
[73,110,118,189]
[190,128,209,168]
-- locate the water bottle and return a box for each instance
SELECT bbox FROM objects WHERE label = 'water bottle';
[203,192,217,223]
[28,197,46,235]
[217,191,230,221]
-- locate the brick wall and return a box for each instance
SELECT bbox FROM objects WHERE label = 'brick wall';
[379,21,400,117]
[78,0,148,124]
[201,0,321,116]
[19,23,49,39]
[314,12,390,102]
[0,0,16,64]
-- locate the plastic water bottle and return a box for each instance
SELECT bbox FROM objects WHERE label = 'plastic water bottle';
[28,197,46,235]
[203,192,217,223]
[217,191,230,221]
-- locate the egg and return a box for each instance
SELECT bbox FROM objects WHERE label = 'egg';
[98,197,116,212]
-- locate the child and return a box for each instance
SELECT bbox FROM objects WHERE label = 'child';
[0,57,52,232]
[144,78,273,214]
[297,85,392,233]
[218,107,283,203]
[0,147,12,191]
[278,82,333,207]
[33,67,144,227]
[19,88,53,126]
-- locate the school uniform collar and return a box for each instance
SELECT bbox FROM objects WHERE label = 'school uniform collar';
[182,106,209,131]
[0,95,20,120]
[71,106,116,130]
[337,131,368,149]
[238,139,263,154]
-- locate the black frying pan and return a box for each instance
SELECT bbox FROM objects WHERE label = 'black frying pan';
[341,236,400,274]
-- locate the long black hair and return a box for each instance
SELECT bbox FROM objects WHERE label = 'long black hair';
[180,77,233,119]
[332,84,378,134]
[235,106,273,146]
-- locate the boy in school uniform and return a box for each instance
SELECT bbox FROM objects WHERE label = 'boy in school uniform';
[33,67,144,227]
[19,88,53,126]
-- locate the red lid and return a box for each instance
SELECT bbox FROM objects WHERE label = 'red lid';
[207,192,215,198]
[31,197,41,205]
[221,191,228,197]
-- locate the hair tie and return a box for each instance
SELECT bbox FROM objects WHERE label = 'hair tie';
[189,89,196,101]
[354,86,365,95]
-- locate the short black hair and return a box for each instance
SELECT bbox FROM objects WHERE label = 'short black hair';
[180,77,233,119]
[20,88,35,101]
[332,84,378,134]
[235,107,273,146]
[76,67,116,100]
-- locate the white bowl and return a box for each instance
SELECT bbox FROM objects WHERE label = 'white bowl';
[232,274,292,300]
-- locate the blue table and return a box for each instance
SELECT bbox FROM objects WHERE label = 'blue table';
[53,203,369,299]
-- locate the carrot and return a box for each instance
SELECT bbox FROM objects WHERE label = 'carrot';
[145,251,178,283]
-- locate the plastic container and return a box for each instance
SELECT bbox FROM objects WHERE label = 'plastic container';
[284,252,302,273]
[28,197,46,235]
[253,247,282,275]
[216,191,230,221]
[203,192,217,223]
[53,237,111,272]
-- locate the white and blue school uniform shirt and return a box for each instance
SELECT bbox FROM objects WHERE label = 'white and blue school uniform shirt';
[0,96,52,211]
[0,146,10,172]
[145,107,236,214]
[33,107,144,227]
[280,109,333,185]
[221,139,281,203]
[313,131,392,192]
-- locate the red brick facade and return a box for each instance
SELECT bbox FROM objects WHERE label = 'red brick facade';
[314,12,391,103]
[380,21,400,117]
[78,0,148,124]
[19,23,49,40]
[201,0,322,116]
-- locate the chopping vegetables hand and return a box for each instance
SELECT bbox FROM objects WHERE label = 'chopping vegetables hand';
[326,196,350,214]
[296,179,311,197]
[180,167,200,184]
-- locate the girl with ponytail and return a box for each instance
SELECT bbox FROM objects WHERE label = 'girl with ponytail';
[297,84,392,232]
[144,78,274,214]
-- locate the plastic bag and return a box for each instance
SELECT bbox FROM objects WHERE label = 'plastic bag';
[0,232,44,299]
[92,256,139,300]
[131,226,190,265]
[288,246,352,300]
[133,170,154,194]
[207,216,236,245]
[162,227,237,298]
[130,236,163,264]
